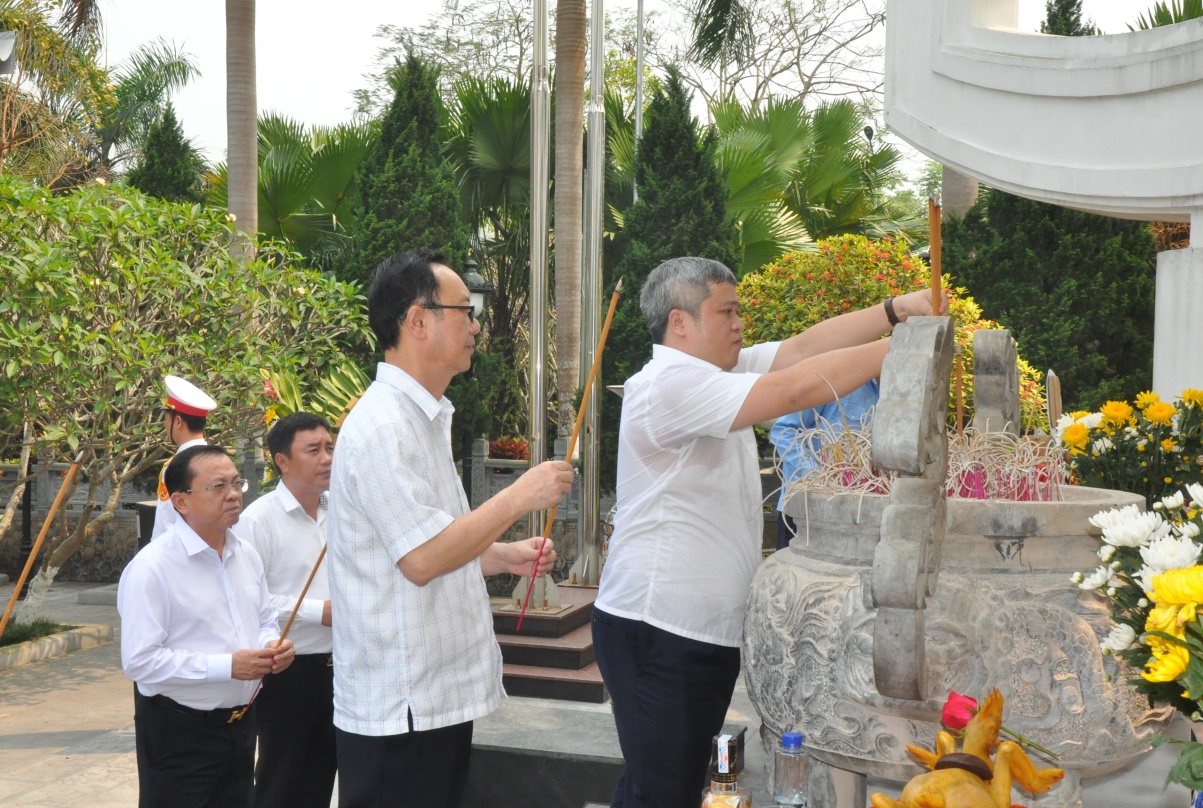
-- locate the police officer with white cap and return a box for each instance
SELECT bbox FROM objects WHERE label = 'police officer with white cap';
[152,375,218,540]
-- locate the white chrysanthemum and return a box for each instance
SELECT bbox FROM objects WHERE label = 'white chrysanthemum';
[1139,533,1202,577]
[1100,510,1171,548]
[1177,521,1201,540]
[1162,491,1186,510]
[1078,566,1111,590]
[1054,413,1075,441]
[1080,412,1103,429]
[1098,545,1117,562]
[1092,437,1114,454]
[1172,414,1181,436]
[1138,598,1149,608]
[1135,566,1158,593]
[1090,504,1143,533]
[1100,624,1137,653]
[1187,483,1203,509]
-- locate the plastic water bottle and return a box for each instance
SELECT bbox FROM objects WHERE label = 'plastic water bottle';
[773,731,808,806]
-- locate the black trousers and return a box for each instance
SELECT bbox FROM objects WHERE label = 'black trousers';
[335,716,473,808]
[591,607,741,808]
[776,510,798,551]
[254,654,337,808]
[133,691,256,808]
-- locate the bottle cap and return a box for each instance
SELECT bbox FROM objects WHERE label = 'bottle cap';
[782,731,803,749]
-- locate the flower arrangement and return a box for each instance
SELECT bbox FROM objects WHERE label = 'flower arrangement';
[1057,390,1203,506]
[1074,484,1203,789]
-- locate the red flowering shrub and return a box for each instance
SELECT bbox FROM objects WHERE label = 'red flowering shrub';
[489,436,529,460]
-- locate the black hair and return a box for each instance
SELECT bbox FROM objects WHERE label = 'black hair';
[168,410,207,434]
[367,249,450,352]
[267,412,331,472]
[164,445,232,495]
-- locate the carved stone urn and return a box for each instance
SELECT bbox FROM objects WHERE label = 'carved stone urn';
[742,321,1173,807]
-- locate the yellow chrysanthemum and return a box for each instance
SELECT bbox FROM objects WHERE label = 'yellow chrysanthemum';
[1062,423,1090,450]
[264,406,278,426]
[1068,410,1091,421]
[1182,389,1203,408]
[1149,566,1203,608]
[1136,391,1162,411]
[1162,438,1178,452]
[1147,604,1187,638]
[1143,641,1190,683]
[1146,401,1178,426]
[1101,400,1134,426]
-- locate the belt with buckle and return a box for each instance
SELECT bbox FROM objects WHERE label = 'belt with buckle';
[292,653,334,667]
[150,694,250,724]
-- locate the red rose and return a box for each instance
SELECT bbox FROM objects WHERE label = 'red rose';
[942,691,978,730]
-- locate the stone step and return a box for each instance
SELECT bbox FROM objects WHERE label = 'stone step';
[492,584,596,638]
[497,621,596,669]
[503,661,608,703]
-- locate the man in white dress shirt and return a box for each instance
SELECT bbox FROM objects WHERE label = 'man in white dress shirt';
[328,248,575,808]
[119,444,296,808]
[238,412,336,808]
[151,374,216,540]
[592,256,946,807]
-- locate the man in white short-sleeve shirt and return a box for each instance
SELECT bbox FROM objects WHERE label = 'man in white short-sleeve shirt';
[327,248,576,808]
[593,256,946,808]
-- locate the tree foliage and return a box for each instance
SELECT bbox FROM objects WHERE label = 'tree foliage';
[599,69,738,490]
[0,177,370,573]
[1130,0,1203,29]
[125,104,204,203]
[943,189,1155,412]
[738,235,1049,431]
[1040,0,1095,35]
[342,53,468,289]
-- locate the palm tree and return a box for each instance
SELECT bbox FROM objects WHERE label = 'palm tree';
[95,39,200,175]
[226,0,257,251]
[688,0,753,67]
[208,114,376,269]
[713,97,921,276]
[553,0,588,440]
[1130,0,1203,29]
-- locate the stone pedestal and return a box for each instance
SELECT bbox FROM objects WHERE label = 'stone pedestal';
[744,486,1172,808]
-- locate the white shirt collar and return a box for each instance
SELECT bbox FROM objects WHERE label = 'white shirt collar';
[175,518,238,561]
[652,343,727,372]
[375,362,455,421]
[273,479,328,520]
[175,438,208,453]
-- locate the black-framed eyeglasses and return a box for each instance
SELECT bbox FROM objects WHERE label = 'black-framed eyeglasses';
[424,304,479,321]
[183,478,250,495]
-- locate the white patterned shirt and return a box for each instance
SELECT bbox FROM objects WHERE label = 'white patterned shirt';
[596,342,779,648]
[236,483,331,655]
[328,362,503,736]
[118,519,280,709]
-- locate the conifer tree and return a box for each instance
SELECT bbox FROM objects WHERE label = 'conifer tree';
[599,69,739,490]
[943,190,1155,411]
[342,54,468,287]
[125,105,203,204]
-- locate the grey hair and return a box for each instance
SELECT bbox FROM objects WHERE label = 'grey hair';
[640,257,737,343]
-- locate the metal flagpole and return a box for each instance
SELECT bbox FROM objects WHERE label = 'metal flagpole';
[580,0,607,584]
[528,0,551,536]
[633,0,644,203]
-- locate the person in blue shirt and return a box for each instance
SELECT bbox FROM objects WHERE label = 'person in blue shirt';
[771,380,880,549]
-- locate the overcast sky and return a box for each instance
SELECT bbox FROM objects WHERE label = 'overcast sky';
[98,0,1139,169]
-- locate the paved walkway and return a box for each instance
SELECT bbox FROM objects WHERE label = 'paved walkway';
[0,580,1196,807]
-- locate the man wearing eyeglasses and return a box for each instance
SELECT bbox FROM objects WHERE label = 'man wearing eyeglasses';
[119,444,295,808]
[238,412,337,808]
[328,249,575,808]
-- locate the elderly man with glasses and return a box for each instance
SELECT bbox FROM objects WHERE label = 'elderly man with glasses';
[118,444,295,808]
[327,248,575,808]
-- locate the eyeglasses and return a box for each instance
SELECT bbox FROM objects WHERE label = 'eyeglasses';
[424,304,479,321]
[183,478,250,495]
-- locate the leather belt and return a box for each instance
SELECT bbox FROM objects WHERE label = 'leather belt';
[150,694,250,724]
[292,653,334,667]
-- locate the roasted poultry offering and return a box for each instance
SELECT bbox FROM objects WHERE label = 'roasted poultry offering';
[870,690,1064,808]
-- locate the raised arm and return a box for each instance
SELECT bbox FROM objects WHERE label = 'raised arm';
[770,288,947,371]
